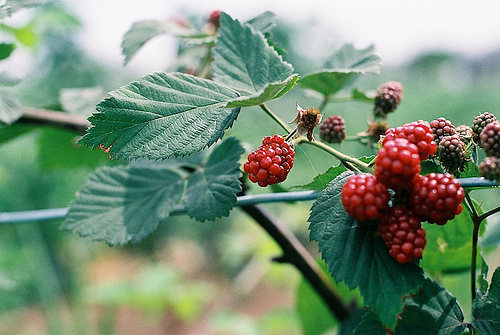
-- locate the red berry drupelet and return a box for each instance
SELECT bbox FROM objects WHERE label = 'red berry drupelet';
[375,138,421,191]
[410,173,464,225]
[243,135,295,187]
[341,173,390,222]
[480,121,500,158]
[378,207,426,264]
[383,120,437,161]
[319,115,346,143]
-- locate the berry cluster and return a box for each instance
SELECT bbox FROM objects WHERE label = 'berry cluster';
[430,117,469,175]
[473,112,497,144]
[319,115,346,144]
[243,135,295,187]
[341,120,465,264]
[373,81,403,117]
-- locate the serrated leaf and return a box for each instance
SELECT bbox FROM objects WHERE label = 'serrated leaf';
[63,164,185,245]
[308,171,424,329]
[351,311,385,335]
[122,20,194,65]
[79,72,241,161]
[225,75,298,108]
[397,278,466,335]
[184,137,244,221]
[299,44,381,98]
[0,88,21,124]
[0,43,15,61]
[472,266,500,334]
[212,12,294,94]
[246,11,276,34]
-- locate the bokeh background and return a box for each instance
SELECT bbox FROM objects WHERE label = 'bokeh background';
[1,1,500,334]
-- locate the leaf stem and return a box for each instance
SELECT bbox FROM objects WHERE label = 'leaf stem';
[299,138,374,174]
[240,204,353,322]
[18,107,91,134]
[259,103,293,133]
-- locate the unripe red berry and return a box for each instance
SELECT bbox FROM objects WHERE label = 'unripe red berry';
[383,120,437,161]
[480,121,500,158]
[430,117,456,145]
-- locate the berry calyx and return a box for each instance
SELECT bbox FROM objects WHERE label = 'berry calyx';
[437,134,469,175]
[472,112,496,144]
[243,135,295,187]
[319,115,346,143]
[383,120,437,161]
[480,121,500,158]
[373,81,403,117]
[378,207,426,264]
[375,138,421,191]
[341,173,390,222]
[430,117,456,145]
[410,173,465,225]
[480,156,500,182]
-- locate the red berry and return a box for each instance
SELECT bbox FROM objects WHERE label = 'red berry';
[243,135,295,187]
[480,121,500,158]
[383,121,437,161]
[410,173,465,225]
[341,173,390,222]
[378,207,426,264]
[375,138,421,190]
[430,117,456,145]
[472,112,496,144]
[208,10,222,28]
[373,81,403,116]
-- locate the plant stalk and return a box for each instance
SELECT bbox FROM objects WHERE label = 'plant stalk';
[240,204,353,322]
[19,108,91,134]
[259,103,293,134]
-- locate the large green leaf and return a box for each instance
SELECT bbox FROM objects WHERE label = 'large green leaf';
[299,44,381,98]
[308,171,424,329]
[62,164,185,245]
[351,311,385,335]
[396,278,466,334]
[184,137,244,221]
[0,88,21,124]
[472,266,500,334]
[212,12,295,105]
[79,72,241,161]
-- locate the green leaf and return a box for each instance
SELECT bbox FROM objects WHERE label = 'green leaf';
[121,20,194,65]
[62,164,185,245]
[299,44,381,98]
[246,11,276,34]
[0,71,22,86]
[212,12,295,99]
[472,266,500,334]
[396,278,466,334]
[0,0,49,18]
[79,72,241,161]
[0,23,36,47]
[308,171,424,329]
[351,311,385,335]
[59,87,104,116]
[0,88,21,124]
[0,43,15,61]
[351,88,374,102]
[184,137,244,221]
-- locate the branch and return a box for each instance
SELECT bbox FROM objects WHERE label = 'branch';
[240,204,353,322]
[18,107,90,135]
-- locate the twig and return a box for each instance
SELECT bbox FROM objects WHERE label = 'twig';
[240,204,353,322]
[18,107,90,135]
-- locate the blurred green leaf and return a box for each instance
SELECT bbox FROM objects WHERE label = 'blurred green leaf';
[246,11,276,34]
[298,44,381,98]
[308,171,424,330]
[79,72,241,161]
[0,88,21,124]
[63,164,185,245]
[472,266,500,334]
[0,0,49,18]
[0,42,15,60]
[351,88,374,102]
[0,71,22,86]
[185,137,244,221]
[59,87,104,116]
[0,22,36,47]
[212,12,295,100]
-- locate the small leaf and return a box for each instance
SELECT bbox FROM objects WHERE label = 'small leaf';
[0,23,36,47]
[212,12,294,94]
[299,44,381,98]
[184,137,244,221]
[351,88,374,102]
[246,11,277,34]
[122,20,194,65]
[0,43,15,61]
[308,171,424,329]
[63,164,185,245]
[397,278,466,334]
[79,72,241,161]
[0,88,21,124]
[472,266,500,334]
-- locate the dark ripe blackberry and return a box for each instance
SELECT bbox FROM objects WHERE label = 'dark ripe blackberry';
[430,117,456,145]
[319,115,346,143]
[480,156,500,183]
[480,121,500,158]
[437,134,469,175]
[373,81,403,117]
[472,112,496,144]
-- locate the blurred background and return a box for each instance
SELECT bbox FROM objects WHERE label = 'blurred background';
[1,1,500,334]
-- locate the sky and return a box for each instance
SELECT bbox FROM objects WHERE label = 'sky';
[63,0,500,74]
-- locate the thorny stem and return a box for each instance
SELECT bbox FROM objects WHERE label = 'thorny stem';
[259,103,293,134]
[240,204,353,322]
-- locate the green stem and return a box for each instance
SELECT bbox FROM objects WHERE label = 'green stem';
[318,97,330,111]
[299,138,374,174]
[259,103,292,133]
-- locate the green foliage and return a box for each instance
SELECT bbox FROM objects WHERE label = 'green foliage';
[309,171,424,329]
[472,266,500,334]
[298,44,381,98]
[0,88,21,124]
[0,0,49,19]
[79,72,241,161]
[0,43,15,60]
[185,137,244,221]
[212,12,297,105]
